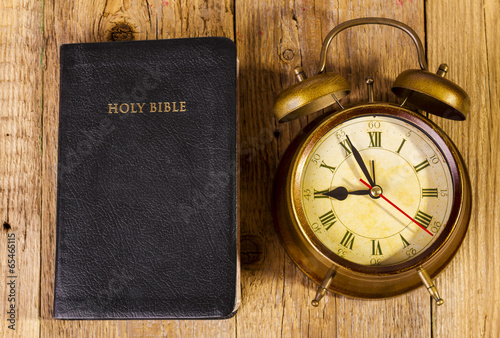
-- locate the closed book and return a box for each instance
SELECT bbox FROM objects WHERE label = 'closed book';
[54,37,239,319]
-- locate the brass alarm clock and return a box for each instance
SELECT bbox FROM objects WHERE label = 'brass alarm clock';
[273,18,471,306]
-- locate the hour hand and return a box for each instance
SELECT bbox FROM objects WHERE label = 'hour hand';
[323,186,370,201]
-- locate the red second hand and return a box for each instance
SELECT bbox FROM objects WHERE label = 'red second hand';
[360,178,433,236]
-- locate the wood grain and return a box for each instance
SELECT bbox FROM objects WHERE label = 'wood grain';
[0,0,42,337]
[426,0,500,336]
[0,0,497,336]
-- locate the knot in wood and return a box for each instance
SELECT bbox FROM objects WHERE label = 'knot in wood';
[240,234,264,269]
[282,49,295,61]
[108,22,135,41]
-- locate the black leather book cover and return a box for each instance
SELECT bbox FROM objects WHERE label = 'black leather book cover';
[54,37,239,319]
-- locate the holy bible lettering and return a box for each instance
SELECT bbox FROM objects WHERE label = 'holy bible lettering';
[108,102,187,114]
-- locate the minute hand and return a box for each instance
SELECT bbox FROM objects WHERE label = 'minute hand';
[346,135,375,187]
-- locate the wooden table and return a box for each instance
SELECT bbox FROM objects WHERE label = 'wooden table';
[1,0,498,336]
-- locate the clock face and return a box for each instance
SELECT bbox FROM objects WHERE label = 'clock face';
[299,114,454,267]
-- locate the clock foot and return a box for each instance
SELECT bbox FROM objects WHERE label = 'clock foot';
[312,267,336,307]
[417,267,444,306]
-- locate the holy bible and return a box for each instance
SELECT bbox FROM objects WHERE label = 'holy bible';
[54,37,239,319]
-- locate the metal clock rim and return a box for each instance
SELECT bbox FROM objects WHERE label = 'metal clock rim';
[288,103,466,275]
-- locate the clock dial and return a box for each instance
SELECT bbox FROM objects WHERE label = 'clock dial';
[299,115,454,267]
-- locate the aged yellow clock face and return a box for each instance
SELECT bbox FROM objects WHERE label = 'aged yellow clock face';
[300,115,454,267]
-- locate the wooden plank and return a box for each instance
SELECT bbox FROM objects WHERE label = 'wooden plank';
[483,1,500,335]
[236,0,431,336]
[41,0,235,336]
[426,0,500,336]
[1,0,491,335]
[0,0,42,337]
[235,1,288,337]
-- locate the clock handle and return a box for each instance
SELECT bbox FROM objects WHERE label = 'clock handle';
[317,17,428,74]
[417,267,444,306]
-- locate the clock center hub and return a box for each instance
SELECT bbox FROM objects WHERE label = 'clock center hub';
[370,185,383,199]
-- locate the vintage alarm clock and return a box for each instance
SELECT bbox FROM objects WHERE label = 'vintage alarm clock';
[273,17,471,306]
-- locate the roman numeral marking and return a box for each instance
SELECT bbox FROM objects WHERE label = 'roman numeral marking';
[320,160,335,173]
[400,234,410,248]
[422,188,438,198]
[319,210,337,231]
[414,210,433,229]
[371,240,383,255]
[396,138,406,153]
[368,131,382,147]
[340,230,355,250]
[414,159,430,172]
[339,139,352,157]
[313,189,329,199]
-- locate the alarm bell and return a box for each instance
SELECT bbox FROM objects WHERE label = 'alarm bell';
[273,67,350,123]
[273,17,470,122]
[392,64,470,120]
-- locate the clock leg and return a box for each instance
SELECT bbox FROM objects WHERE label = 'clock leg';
[417,267,444,306]
[311,267,337,307]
